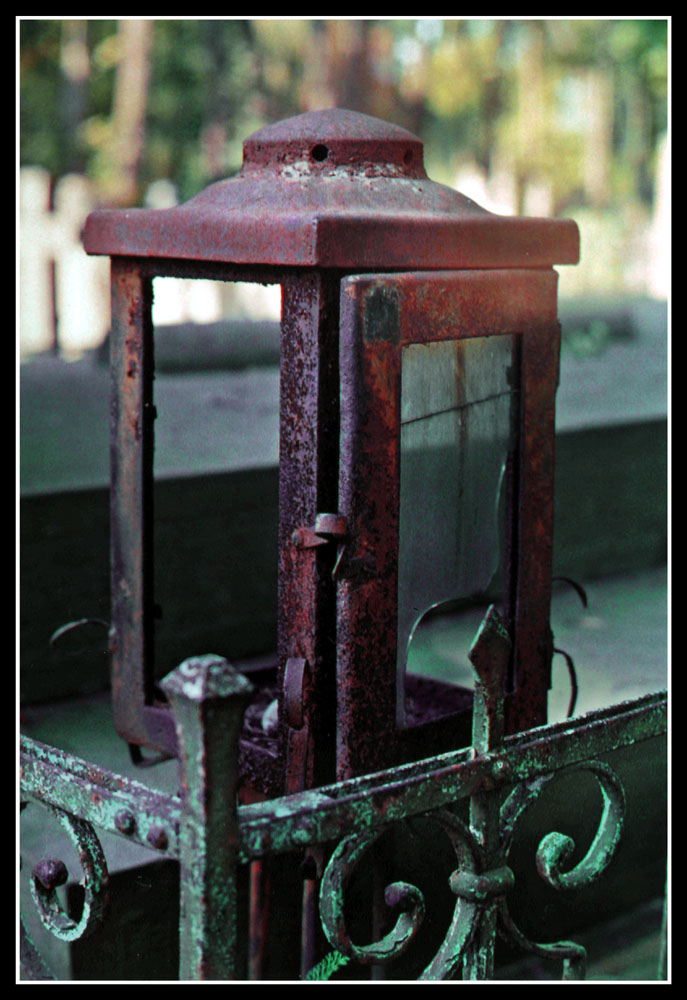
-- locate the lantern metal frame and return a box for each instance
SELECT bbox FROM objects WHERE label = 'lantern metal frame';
[84,109,579,796]
[335,268,561,780]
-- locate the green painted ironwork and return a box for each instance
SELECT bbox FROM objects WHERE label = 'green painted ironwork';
[20,607,667,981]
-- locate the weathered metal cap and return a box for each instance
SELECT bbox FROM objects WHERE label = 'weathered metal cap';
[160,654,254,704]
[83,108,579,269]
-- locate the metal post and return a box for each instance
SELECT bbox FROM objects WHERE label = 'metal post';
[248,859,271,980]
[109,258,155,746]
[161,655,254,981]
[278,273,340,793]
[463,606,512,980]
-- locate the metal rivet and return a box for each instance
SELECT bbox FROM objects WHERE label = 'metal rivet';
[114,809,136,835]
[32,858,69,890]
[146,825,168,851]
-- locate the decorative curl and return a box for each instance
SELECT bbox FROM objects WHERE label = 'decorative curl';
[533,762,625,891]
[500,760,625,889]
[495,760,627,978]
[316,762,627,980]
[319,825,426,965]
[319,809,484,979]
[28,804,109,943]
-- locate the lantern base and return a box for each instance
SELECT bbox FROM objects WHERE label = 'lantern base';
[232,665,476,801]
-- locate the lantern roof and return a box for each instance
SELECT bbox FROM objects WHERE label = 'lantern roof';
[83,108,579,269]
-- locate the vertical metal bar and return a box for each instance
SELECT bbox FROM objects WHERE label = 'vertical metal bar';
[248,860,271,980]
[109,257,155,746]
[278,272,340,792]
[386,267,560,737]
[506,309,560,734]
[464,607,511,980]
[279,272,340,981]
[300,877,318,978]
[299,845,326,979]
[337,270,562,774]
[336,277,401,780]
[161,655,254,981]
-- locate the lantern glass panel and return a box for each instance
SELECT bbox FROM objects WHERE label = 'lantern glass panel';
[398,335,518,687]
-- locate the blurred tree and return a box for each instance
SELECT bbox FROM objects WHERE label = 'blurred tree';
[58,20,90,174]
[143,19,259,200]
[19,18,667,215]
[98,19,153,206]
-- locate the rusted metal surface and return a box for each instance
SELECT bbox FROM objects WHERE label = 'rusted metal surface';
[87,109,577,790]
[506,306,561,732]
[108,259,155,748]
[108,259,182,759]
[84,110,578,270]
[21,691,666,869]
[16,107,660,980]
[255,610,656,981]
[277,272,341,796]
[236,690,666,862]
[335,269,561,778]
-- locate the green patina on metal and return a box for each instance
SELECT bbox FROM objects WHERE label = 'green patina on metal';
[22,801,109,953]
[19,109,667,982]
[20,734,182,858]
[234,691,665,862]
[534,761,625,889]
[20,620,666,980]
[160,655,254,981]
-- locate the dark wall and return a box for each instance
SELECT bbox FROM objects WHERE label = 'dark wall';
[20,418,666,705]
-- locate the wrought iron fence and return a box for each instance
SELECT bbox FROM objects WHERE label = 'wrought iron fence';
[20,607,667,981]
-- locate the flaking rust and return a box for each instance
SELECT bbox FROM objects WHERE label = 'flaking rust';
[20,108,667,983]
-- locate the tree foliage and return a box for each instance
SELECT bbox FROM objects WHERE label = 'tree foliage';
[19,18,667,212]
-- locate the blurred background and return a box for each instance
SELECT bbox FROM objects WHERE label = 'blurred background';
[19,17,669,357]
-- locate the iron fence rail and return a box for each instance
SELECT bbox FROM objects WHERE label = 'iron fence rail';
[21,693,666,866]
[20,683,666,981]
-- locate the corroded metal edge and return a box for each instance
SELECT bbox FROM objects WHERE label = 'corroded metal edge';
[21,689,666,866]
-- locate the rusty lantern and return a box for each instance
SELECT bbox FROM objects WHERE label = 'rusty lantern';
[83,108,579,800]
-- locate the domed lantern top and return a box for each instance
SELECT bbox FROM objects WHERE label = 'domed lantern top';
[83,108,579,269]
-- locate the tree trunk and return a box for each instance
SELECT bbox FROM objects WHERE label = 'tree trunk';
[105,19,153,206]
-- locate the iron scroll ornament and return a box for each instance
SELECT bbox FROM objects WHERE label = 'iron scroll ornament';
[24,802,109,944]
[316,760,626,980]
[319,808,480,979]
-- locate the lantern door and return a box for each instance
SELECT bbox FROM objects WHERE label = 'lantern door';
[336,269,561,780]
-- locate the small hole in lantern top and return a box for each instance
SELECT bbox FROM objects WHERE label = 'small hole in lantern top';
[403,148,414,166]
[310,143,329,162]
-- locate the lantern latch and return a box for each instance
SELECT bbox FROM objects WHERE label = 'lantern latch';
[291,513,347,550]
